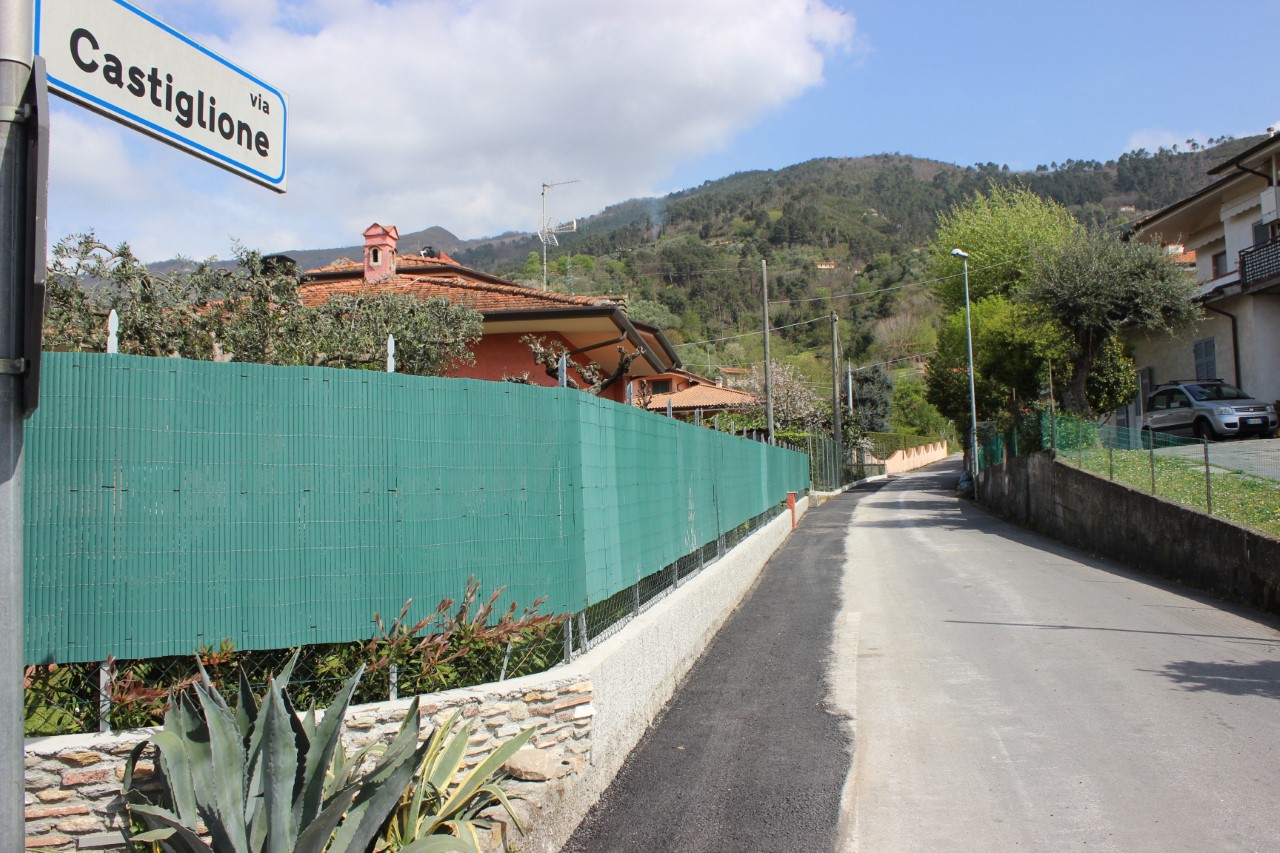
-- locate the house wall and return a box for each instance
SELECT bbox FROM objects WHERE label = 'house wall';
[1129,310,1235,388]
[1127,293,1280,415]
[1239,294,1280,406]
[449,332,628,403]
[1221,189,1263,267]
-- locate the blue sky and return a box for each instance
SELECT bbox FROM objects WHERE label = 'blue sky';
[670,0,1280,185]
[43,0,1280,261]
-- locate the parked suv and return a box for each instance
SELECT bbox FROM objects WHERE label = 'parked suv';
[1143,379,1277,440]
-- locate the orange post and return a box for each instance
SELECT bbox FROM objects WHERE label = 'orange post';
[787,491,797,529]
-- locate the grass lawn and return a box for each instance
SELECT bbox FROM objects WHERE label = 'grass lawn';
[1061,448,1280,538]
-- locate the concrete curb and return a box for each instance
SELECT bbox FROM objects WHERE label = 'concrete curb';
[811,474,889,505]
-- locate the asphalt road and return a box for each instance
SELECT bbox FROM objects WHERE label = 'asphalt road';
[564,459,1280,852]
[838,459,1280,852]
[563,482,886,853]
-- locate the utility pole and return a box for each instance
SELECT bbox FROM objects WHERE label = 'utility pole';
[830,313,841,448]
[761,259,774,443]
[846,362,853,422]
[0,0,32,845]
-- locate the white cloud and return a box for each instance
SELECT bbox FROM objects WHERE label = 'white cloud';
[47,0,854,260]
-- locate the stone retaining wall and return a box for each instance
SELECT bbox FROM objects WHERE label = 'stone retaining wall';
[977,451,1280,614]
[25,499,805,851]
[24,677,595,851]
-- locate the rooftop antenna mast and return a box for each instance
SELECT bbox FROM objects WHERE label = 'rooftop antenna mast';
[539,179,578,290]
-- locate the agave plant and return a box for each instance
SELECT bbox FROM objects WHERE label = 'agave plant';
[378,713,535,853]
[123,653,429,852]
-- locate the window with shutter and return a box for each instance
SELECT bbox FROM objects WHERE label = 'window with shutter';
[1193,338,1217,381]
[1253,220,1272,248]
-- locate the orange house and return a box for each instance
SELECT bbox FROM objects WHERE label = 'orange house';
[299,224,679,403]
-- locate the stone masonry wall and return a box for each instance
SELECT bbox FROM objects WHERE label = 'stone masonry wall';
[24,675,595,851]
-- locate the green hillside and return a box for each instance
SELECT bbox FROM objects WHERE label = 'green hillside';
[442,136,1263,388]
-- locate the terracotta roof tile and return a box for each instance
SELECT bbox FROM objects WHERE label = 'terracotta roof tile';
[644,383,757,411]
[305,250,460,275]
[309,258,361,273]
[298,270,617,313]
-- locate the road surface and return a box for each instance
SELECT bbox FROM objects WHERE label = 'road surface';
[567,459,1280,852]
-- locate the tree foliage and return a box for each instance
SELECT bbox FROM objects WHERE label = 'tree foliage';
[847,364,893,434]
[742,361,824,432]
[1021,230,1198,414]
[890,373,951,438]
[924,181,1200,421]
[45,233,483,375]
[928,183,1077,312]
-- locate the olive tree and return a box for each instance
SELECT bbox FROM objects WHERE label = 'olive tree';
[44,232,483,376]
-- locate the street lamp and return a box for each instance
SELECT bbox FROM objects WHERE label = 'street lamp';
[952,248,979,477]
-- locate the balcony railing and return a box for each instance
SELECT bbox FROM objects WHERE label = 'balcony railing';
[1240,236,1280,287]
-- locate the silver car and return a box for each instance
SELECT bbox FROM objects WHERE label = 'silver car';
[1143,380,1277,440]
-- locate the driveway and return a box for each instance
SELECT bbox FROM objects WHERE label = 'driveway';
[1156,435,1280,483]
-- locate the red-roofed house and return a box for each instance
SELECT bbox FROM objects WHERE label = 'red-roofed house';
[300,224,679,403]
[632,368,758,420]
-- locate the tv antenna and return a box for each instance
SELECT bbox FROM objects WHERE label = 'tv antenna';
[539,179,578,290]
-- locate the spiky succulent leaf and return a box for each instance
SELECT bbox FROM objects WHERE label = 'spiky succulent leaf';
[478,781,524,832]
[149,730,199,827]
[294,786,358,853]
[362,698,423,787]
[329,739,428,853]
[273,649,300,693]
[328,701,428,853]
[195,680,250,850]
[298,663,364,829]
[128,803,215,852]
[444,818,484,851]
[425,716,470,793]
[257,679,300,851]
[155,691,209,826]
[279,687,311,811]
[235,668,259,737]
[430,727,535,832]
[396,835,483,853]
[128,827,177,842]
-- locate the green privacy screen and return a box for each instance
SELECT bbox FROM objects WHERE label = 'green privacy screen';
[24,354,808,664]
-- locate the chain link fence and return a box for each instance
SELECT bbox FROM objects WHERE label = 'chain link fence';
[783,436,885,493]
[976,411,1280,539]
[570,502,788,654]
[25,624,566,737]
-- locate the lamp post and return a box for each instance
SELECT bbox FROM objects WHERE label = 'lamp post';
[952,248,979,476]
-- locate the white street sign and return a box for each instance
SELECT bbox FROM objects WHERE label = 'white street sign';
[35,0,287,192]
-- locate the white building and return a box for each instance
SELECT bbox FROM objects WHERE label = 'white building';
[1124,132,1280,425]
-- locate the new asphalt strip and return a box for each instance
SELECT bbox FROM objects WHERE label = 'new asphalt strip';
[562,481,887,853]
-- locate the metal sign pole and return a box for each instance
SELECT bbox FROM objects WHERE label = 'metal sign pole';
[0,1,33,845]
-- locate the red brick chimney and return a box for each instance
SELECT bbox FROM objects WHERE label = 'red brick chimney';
[363,223,399,282]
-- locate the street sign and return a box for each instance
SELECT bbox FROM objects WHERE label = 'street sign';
[34,0,287,192]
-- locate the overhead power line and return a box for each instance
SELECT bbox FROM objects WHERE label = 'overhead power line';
[674,315,829,348]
